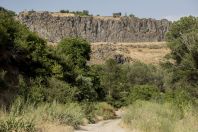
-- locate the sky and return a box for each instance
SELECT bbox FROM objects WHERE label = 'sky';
[0,0,198,21]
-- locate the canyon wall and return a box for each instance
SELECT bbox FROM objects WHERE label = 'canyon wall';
[17,11,171,43]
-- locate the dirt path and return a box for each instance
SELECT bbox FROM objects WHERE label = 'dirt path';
[75,110,127,132]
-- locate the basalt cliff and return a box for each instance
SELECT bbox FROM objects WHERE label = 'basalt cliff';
[17,11,171,43]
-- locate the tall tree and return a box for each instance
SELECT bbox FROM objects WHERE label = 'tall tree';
[57,37,91,74]
[166,16,198,84]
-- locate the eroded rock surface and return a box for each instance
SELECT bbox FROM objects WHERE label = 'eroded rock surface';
[17,11,171,43]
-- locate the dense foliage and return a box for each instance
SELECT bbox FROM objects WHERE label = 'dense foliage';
[165,16,198,99]
[0,7,54,92]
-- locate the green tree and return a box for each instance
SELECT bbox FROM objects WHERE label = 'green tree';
[0,8,61,105]
[166,16,198,85]
[0,8,53,79]
[101,59,121,99]
[166,16,198,64]
[165,16,198,99]
[124,62,157,85]
[57,37,91,74]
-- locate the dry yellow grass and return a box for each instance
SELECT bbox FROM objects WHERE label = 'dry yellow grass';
[90,42,170,65]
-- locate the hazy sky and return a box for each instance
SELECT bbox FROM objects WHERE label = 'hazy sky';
[1,0,198,21]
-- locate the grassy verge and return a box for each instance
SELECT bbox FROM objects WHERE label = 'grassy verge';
[0,117,36,132]
[122,100,198,132]
[0,98,84,131]
[0,98,116,131]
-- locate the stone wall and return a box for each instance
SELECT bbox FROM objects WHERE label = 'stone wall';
[17,11,171,43]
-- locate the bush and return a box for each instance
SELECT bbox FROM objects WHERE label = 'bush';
[81,102,96,123]
[165,87,195,114]
[45,77,77,103]
[60,10,69,13]
[59,10,90,16]
[18,77,45,104]
[94,102,115,120]
[126,85,160,104]
[122,62,159,86]
[82,102,115,123]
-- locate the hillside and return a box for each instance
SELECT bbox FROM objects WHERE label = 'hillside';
[89,42,169,64]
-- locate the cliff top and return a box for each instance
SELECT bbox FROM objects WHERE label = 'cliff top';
[19,11,169,21]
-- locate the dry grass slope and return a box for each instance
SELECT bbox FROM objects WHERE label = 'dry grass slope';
[90,42,169,65]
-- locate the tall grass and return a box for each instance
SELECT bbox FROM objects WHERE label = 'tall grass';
[82,102,115,123]
[0,97,85,131]
[122,100,198,132]
[0,98,116,131]
[43,102,84,128]
[0,117,36,132]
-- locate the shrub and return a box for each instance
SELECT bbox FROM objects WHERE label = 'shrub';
[94,102,115,120]
[59,10,90,16]
[18,77,45,104]
[60,10,69,13]
[81,102,96,123]
[45,77,77,103]
[165,87,195,115]
[126,85,160,104]
[82,102,115,123]
[122,62,158,86]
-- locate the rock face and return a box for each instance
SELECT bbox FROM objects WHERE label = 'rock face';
[17,11,171,43]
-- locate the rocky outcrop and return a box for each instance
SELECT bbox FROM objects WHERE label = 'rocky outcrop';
[17,11,171,43]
